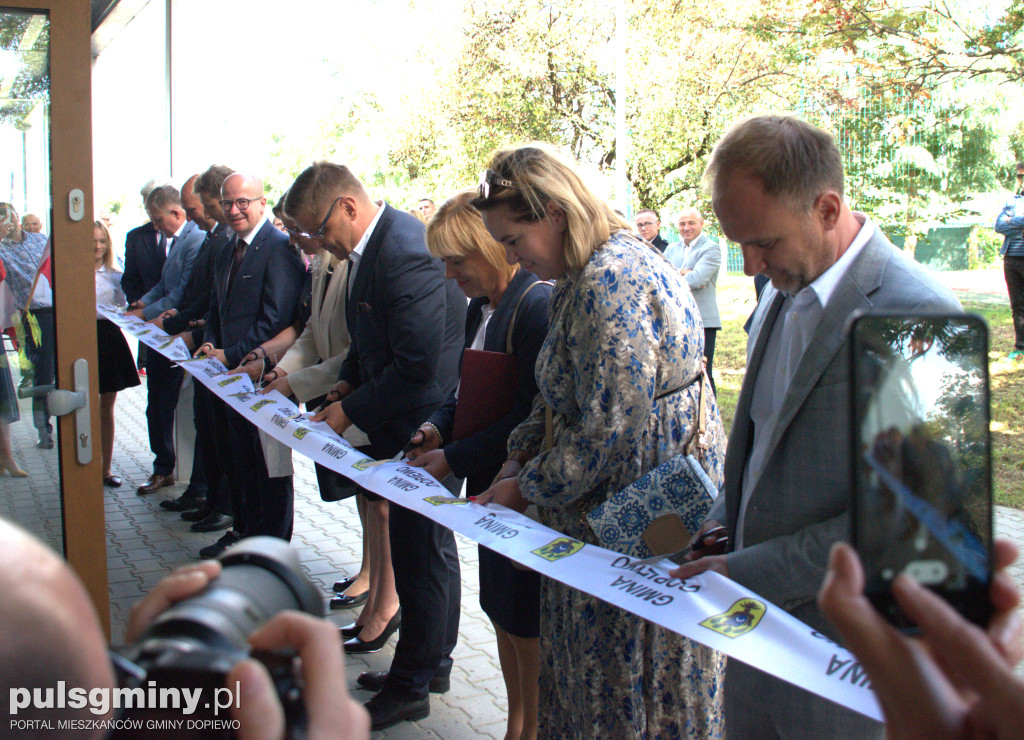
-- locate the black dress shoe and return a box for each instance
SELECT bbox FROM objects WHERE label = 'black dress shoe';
[364,690,429,731]
[343,612,401,654]
[332,576,356,593]
[330,590,369,610]
[357,670,450,694]
[160,494,206,511]
[199,531,240,559]
[103,475,122,488]
[191,511,234,533]
[181,506,212,522]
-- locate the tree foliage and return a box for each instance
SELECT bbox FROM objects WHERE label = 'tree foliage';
[269,0,1021,233]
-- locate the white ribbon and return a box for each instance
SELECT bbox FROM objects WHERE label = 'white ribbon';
[98,304,883,722]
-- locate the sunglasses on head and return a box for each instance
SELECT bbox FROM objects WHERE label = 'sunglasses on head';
[478,170,519,200]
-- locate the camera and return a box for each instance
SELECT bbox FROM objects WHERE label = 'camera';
[110,537,323,738]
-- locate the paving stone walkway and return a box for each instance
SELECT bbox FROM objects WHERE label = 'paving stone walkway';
[2,290,1021,737]
[103,379,510,739]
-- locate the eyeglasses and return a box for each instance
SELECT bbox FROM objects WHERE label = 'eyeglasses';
[309,196,346,240]
[635,221,657,228]
[478,170,518,200]
[219,196,264,212]
[285,197,343,241]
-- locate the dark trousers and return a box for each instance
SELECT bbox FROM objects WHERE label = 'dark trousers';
[145,350,183,476]
[196,382,233,514]
[185,381,215,499]
[704,327,718,397]
[23,307,54,435]
[211,396,292,540]
[1006,255,1024,350]
[385,500,462,700]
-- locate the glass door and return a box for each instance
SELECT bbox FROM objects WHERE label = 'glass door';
[0,0,107,633]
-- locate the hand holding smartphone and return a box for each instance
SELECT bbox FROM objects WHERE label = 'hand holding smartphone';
[849,312,993,632]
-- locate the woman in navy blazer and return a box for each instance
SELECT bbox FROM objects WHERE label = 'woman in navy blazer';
[407,190,551,740]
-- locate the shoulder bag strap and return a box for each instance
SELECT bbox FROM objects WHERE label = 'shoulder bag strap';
[506,279,554,354]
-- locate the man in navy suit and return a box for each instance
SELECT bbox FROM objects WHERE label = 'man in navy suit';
[154,173,234,524]
[122,178,172,374]
[129,186,205,496]
[196,173,304,558]
[291,161,465,731]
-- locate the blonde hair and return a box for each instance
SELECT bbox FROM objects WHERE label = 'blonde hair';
[407,208,429,225]
[473,142,630,275]
[427,190,517,282]
[93,220,115,270]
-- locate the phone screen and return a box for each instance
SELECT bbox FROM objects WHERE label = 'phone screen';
[850,313,992,630]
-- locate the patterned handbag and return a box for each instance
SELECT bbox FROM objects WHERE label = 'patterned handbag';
[586,370,717,558]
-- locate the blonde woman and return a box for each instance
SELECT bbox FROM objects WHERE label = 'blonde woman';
[94,220,140,486]
[405,190,551,739]
[474,144,727,738]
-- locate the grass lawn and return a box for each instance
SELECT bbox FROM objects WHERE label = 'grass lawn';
[711,276,1023,508]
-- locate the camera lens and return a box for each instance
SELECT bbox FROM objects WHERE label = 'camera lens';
[127,537,322,665]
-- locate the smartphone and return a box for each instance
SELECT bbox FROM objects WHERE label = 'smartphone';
[849,312,993,631]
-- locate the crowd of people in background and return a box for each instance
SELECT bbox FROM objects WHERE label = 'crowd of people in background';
[1,114,1022,739]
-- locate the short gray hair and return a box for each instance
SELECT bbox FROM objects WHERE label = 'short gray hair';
[145,185,182,212]
[704,115,844,212]
[140,177,174,200]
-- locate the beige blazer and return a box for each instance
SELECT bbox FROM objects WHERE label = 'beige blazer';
[275,255,369,447]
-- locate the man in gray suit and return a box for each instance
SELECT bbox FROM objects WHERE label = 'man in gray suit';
[128,185,205,495]
[666,207,722,394]
[673,115,960,738]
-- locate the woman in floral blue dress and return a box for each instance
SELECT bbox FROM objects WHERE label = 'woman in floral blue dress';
[475,143,727,738]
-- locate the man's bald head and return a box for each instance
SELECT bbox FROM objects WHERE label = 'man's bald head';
[676,207,705,244]
[181,174,213,231]
[0,519,114,730]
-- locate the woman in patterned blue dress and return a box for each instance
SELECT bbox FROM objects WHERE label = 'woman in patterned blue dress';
[474,143,727,738]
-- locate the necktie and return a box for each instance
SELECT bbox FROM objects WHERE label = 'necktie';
[228,239,246,291]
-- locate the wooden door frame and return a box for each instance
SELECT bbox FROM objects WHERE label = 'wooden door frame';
[3,0,108,636]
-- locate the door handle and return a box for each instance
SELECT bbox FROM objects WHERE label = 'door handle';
[45,358,91,464]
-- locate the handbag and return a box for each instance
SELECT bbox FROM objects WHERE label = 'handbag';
[585,369,718,558]
[452,279,551,441]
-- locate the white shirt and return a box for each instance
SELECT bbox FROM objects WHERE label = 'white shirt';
[347,201,386,299]
[736,214,875,547]
[165,220,185,255]
[454,303,495,401]
[95,265,126,307]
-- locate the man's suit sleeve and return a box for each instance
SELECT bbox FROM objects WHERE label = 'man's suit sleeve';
[727,513,847,611]
[684,240,722,291]
[204,259,222,350]
[121,236,143,304]
[341,249,446,432]
[141,240,201,319]
[222,247,304,368]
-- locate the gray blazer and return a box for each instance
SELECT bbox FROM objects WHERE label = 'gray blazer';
[707,226,960,631]
[139,220,205,320]
[706,225,959,735]
[666,234,721,328]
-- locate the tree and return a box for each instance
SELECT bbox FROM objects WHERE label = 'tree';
[802,0,1024,88]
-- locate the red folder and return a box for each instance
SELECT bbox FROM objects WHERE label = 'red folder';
[452,349,518,441]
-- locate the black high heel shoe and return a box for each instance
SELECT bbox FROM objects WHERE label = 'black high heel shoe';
[340,621,364,638]
[343,611,401,654]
